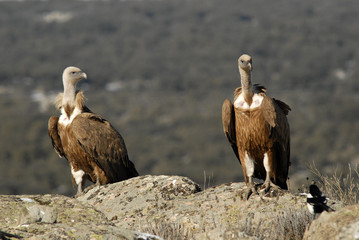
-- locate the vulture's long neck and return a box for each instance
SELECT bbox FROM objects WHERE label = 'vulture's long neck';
[62,80,77,107]
[240,68,253,105]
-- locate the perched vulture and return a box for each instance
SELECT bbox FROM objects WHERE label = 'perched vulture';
[48,66,139,196]
[222,54,291,199]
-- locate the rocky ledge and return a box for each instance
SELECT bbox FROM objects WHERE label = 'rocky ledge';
[0,175,350,239]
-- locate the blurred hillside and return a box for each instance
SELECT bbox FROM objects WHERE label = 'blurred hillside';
[0,0,358,195]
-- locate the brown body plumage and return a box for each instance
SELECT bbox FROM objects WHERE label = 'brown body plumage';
[222,54,290,198]
[48,66,138,196]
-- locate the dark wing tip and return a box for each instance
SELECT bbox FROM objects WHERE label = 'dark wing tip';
[274,98,291,115]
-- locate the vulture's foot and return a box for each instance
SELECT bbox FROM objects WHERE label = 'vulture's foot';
[260,181,281,197]
[242,182,258,200]
[84,181,101,194]
[74,190,84,198]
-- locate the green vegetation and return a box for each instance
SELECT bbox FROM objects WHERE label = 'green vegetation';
[0,0,358,195]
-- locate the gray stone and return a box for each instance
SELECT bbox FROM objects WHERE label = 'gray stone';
[0,175,348,239]
[78,175,318,239]
[304,204,359,240]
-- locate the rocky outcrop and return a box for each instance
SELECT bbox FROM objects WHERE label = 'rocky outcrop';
[0,194,144,239]
[0,175,343,239]
[303,204,359,240]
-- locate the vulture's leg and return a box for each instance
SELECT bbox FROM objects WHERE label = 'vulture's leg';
[93,166,109,186]
[243,152,257,199]
[95,177,101,186]
[75,175,87,197]
[244,176,257,200]
[84,169,104,193]
[84,166,109,193]
[71,167,86,197]
[85,176,101,191]
[75,182,84,197]
[262,152,279,193]
[93,175,102,191]
[263,173,275,193]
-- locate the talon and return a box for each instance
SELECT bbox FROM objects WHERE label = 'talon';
[242,183,257,200]
[263,182,271,193]
[260,180,281,197]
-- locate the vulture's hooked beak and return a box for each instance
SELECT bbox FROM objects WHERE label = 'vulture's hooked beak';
[81,72,87,80]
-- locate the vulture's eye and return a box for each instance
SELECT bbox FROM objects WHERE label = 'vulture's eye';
[71,71,76,75]
[240,60,244,64]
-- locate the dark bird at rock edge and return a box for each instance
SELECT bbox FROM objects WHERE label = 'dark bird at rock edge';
[48,66,139,197]
[222,54,291,199]
[305,184,335,215]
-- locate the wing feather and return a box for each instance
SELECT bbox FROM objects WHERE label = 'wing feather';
[261,95,277,128]
[222,99,239,161]
[273,101,291,185]
[274,98,291,115]
[48,116,65,158]
[261,96,291,187]
[71,113,138,182]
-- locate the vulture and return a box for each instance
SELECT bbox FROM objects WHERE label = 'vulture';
[48,66,139,196]
[222,54,291,199]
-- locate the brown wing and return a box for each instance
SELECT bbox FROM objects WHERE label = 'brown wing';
[71,113,139,182]
[222,99,239,161]
[48,116,65,158]
[260,94,277,128]
[261,95,291,188]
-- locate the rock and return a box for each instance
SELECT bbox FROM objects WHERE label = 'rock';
[134,231,164,240]
[19,204,57,224]
[78,175,317,239]
[1,175,346,239]
[303,204,359,240]
[77,175,201,222]
[0,194,148,239]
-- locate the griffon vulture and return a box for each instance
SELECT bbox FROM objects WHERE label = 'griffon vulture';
[222,54,291,199]
[48,66,139,196]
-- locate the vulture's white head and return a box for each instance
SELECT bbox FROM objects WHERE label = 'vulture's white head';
[62,66,87,87]
[238,54,253,73]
